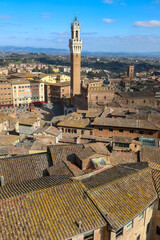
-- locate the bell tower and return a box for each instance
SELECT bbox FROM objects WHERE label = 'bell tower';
[69,16,82,96]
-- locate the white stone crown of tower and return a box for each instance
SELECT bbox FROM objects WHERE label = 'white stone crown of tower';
[69,17,82,54]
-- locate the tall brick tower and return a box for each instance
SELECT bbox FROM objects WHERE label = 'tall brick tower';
[69,16,82,96]
[127,66,134,80]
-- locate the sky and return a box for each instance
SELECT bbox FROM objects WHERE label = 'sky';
[0,0,160,52]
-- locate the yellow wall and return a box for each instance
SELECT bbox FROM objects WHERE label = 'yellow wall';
[41,75,70,84]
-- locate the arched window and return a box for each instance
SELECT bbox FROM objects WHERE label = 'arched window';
[76,30,78,38]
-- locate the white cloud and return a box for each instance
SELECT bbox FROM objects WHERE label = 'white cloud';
[103,0,126,5]
[103,18,116,23]
[103,0,114,3]
[41,12,52,20]
[152,0,160,3]
[134,20,160,28]
[83,34,160,52]
[51,32,70,36]
[0,15,11,19]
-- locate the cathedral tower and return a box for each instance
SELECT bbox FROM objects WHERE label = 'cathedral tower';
[69,16,82,96]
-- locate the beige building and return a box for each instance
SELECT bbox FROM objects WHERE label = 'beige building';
[41,74,70,84]
[12,80,45,107]
[0,83,13,108]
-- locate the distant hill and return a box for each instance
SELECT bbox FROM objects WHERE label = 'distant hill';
[0,46,160,58]
[0,46,69,55]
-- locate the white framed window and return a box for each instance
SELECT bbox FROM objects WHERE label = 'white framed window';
[126,220,133,231]
[139,212,144,221]
[149,203,154,211]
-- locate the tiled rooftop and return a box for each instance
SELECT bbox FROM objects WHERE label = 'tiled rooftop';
[85,167,157,230]
[48,144,84,164]
[140,147,160,163]
[0,177,106,239]
[81,163,148,189]
[47,161,74,177]
[92,117,159,130]
[76,146,96,161]
[57,118,90,129]
[0,153,52,185]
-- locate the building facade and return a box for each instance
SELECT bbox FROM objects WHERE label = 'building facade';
[12,81,45,107]
[0,83,13,108]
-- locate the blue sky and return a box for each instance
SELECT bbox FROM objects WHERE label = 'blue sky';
[0,0,160,52]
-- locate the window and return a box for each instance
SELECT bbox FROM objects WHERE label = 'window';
[158,199,160,210]
[137,235,140,240]
[84,231,94,240]
[19,86,21,88]
[104,96,106,100]
[14,86,16,89]
[81,130,84,135]
[156,226,160,235]
[115,143,129,148]
[139,131,144,135]
[138,212,144,221]
[109,128,113,132]
[144,100,146,103]
[99,127,103,131]
[96,96,98,101]
[146,222,150,234]
[90,130,93,135]
[126,220,133,231]
[149,203,154,211]
[148,132,153,135]
[116,228,123,239]
[119,129,124,133]
[74,129,77,134]
[76,30,78,38]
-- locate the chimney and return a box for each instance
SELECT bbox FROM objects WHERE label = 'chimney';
[78,221,82,230]
[1,176,5,187]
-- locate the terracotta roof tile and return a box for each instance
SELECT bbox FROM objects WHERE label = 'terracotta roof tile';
[92,118,159,130]
[140,147,160,163]
[57,118,90,129]
[84,167,156,230]
[0,177,106,239]
[76,147,95,161]
[0,153,51,185]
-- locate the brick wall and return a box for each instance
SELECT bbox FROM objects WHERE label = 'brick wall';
[149,199,160,240]
[109,205,154,240]
[93,126,158,139]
